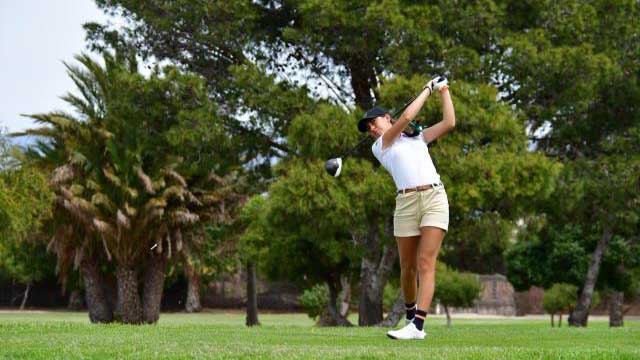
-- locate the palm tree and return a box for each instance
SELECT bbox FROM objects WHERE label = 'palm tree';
[18,51,236,324]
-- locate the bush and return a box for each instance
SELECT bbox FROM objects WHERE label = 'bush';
[299,284,328,320]
[542,283,577,327]
[435,264,481,308]
[434,263,481,326]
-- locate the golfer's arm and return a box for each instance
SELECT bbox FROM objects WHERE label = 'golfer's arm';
[423,89,455,144]
[381,87,432,149]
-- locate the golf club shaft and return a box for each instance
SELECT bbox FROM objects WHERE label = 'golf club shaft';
[391,93,419,119]
[343,135,370,158]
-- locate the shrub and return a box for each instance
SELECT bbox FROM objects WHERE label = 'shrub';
[299,284,328,320]
[435,263,481,327]
[542,283,577,327]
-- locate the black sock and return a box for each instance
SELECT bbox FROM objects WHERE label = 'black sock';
[413,309,427,330]
[405,302,416,320]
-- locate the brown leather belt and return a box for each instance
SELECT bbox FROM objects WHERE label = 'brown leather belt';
[397,183,442,195]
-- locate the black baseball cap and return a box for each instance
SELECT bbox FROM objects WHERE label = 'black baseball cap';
[358,106,389,133]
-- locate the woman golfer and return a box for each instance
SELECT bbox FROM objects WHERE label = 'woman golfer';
[358,77,454,340]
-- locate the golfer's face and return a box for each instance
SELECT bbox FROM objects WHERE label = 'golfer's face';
[367,115,390,138]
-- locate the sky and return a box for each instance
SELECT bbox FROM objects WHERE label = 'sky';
[0,0,111,134]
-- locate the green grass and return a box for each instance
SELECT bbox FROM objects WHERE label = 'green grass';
[0,311,638,359]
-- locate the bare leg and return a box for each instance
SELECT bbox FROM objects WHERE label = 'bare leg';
[396,236,419,304]
[416,227,445,311]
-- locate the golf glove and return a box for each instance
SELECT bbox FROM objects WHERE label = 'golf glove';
[433,76,448,91]
[424,76,449,93]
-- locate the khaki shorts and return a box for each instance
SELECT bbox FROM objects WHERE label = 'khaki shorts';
[394,186,449,237]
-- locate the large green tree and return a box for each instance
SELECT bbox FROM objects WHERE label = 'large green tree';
[0,136,55,309]
[495,1,640,326]
[506,130,640,326]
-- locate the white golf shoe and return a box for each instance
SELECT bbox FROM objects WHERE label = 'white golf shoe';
[386,322,425,340]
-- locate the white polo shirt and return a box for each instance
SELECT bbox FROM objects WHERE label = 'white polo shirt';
[372,134,441,191]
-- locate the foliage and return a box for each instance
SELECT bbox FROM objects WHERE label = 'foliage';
[0,159,55,285]
[238,195,269,262]
[16,50,239,323]
[425,81,560,273]
[299,284,329,320]
[434,263,481,310]
[542,283,577,316]
[506,136,640,294]
[0,128,20,171]
[21,50,235,267]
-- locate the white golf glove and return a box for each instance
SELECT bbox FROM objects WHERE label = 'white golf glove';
[423,76,449,93]
[432,76,448,91]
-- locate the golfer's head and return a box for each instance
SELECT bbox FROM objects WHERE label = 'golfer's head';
[358,106,392,138]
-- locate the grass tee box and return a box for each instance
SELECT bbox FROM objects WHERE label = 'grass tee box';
[0,312,639,359]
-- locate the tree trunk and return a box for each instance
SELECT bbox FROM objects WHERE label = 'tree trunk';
[142,253,168,324]
[444,304,452,327]
[317,279,352,327]
[609,291,624,327]
[379,293,404,327]
[569,227,613,327]
[356,219,397,326]
[550,313,554,327]
[184,259,202,313]
[19,283,30,310]
[116,265,143,324]
[359,254,384,326]
[339,275,351,318]
[347,61,376,110]
[80,257,113,323]
[245,261,260,326]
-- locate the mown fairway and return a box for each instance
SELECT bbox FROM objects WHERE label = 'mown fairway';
[0,311,638,359]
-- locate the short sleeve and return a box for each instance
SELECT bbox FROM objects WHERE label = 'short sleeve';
[421,131,430,145]
[371,137,388,164]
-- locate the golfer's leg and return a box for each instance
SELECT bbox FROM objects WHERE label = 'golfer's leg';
[415,227,445,321]
[396,236,419,305]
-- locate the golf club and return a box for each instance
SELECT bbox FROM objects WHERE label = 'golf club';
[324,77,446,177]
[324,136,370,177]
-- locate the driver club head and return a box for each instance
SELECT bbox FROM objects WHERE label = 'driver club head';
[325,158,343,177]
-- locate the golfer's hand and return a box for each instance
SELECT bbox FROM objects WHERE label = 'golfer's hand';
[431,77,448,91]
[422,80,434,93]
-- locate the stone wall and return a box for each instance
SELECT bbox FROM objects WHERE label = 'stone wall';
[514,286,545,315]
[202,267,301,310]
[439,274,517,316]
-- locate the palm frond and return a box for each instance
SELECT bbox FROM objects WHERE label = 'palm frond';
[116,209,131,229]
[50,164,77,185]
[170,210,199,225]
[102,166,122,186]
[124,202,137,217]
[136,167,155,194]
[93,218,116,240]
[163,169,187,187]
[162,186,185,202]
[91,193,115,213]
[173,228,183,252]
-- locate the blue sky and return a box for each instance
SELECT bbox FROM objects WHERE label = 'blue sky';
[0,0,111,134]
